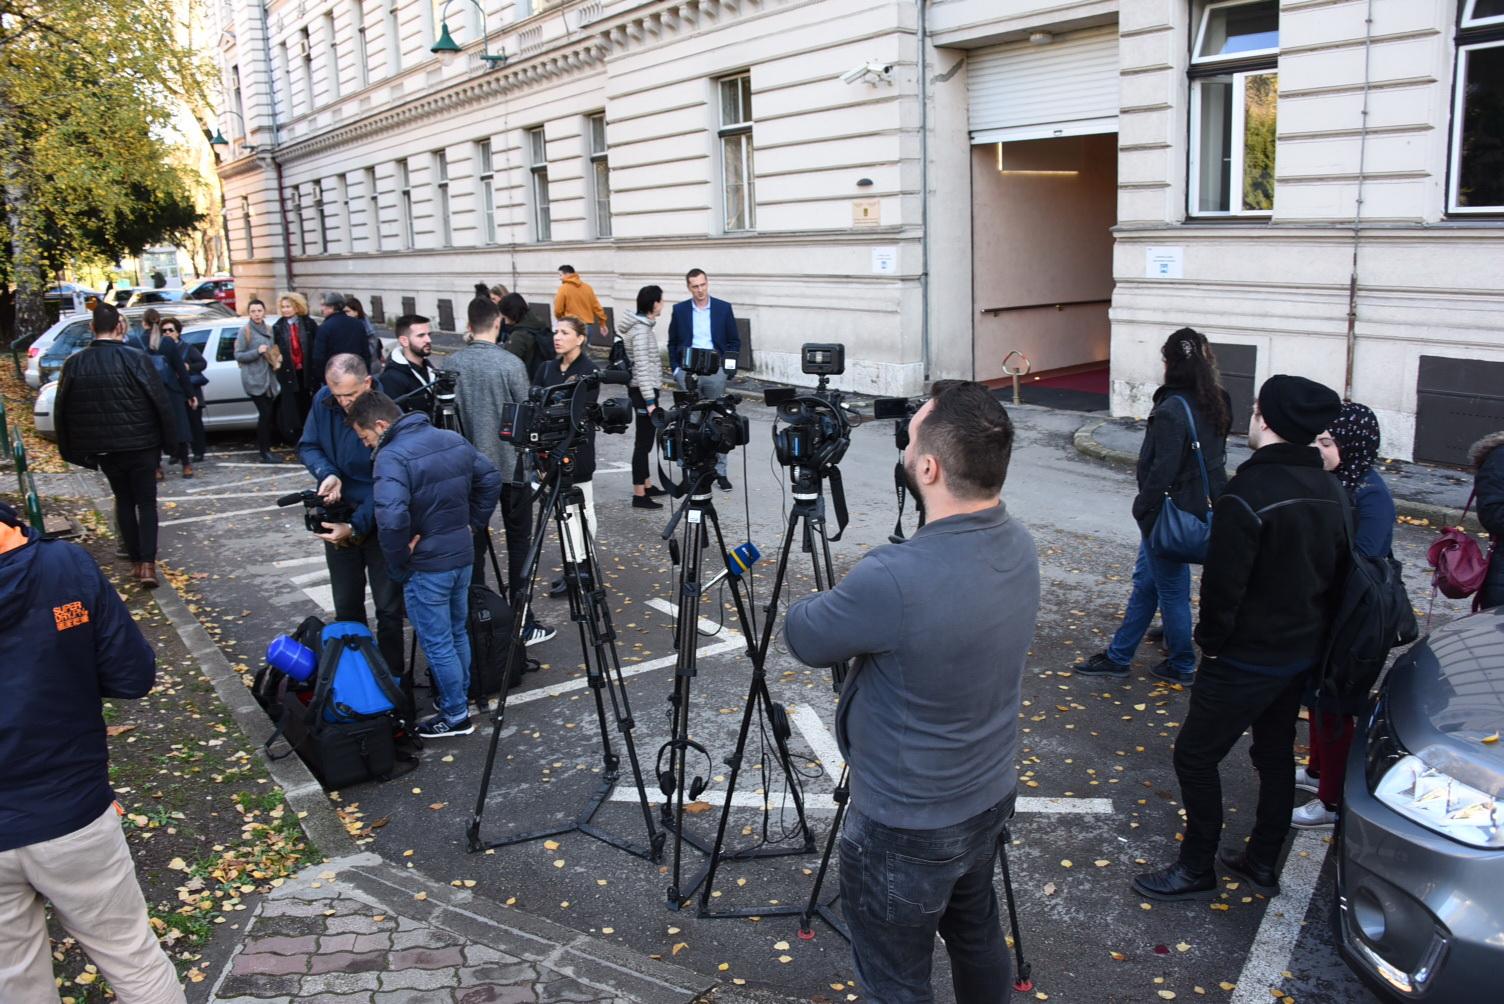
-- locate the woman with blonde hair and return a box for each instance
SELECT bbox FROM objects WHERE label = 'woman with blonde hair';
[272,291,318,431]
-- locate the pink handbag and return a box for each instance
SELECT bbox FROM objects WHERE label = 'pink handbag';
[1428,488,1489,600]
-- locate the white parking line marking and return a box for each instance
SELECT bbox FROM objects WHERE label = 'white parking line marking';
[506,639,743,707]
[602,788,1113,815]
[160,504,287,526]
[645,596,742,639]
[160,491,296,502]
[272,555,326,569]
[788,704,844,784]
[290,569,330,585]
[1230,829,1330,1004]
[184,470,306,492]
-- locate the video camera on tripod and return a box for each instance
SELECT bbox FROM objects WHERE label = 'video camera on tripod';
[653,348,750,485]
[765,343,853,537]
[276,489,356,534]
[499,369,632,480]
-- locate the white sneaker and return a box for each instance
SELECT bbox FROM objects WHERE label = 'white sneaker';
[1291,799,1337,829]
[1295,765,1319,794]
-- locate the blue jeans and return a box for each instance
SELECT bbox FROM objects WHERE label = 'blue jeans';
[403,566,473,722]
[674,368,729,477]
[839,795,1014,1003]
[1107,540,1195,674]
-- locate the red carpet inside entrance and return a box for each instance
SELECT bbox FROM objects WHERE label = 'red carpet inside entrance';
[1026,365,1109,395]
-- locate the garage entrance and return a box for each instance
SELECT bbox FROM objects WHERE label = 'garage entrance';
[967,25,1119,406]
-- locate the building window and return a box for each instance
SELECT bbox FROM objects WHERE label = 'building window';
[240,197,254,258]
[300,27,315,109]
[314,181,330,254]
[1188,0,1279,217]
[335,174,350,253]
[384,0,401,76]
[290,186,305,255]
[364,167,380,251]
[434,150,451,246]
[323,12,340,101]
[353,0,370,87]
[231,65,247,142]
[718,74,756,231]
[398,159,415,249]
[527,127,551,241]
[1451,1,1504,213]
[279,42,296,115]
[588,113,611,238]
[477,139,497,244]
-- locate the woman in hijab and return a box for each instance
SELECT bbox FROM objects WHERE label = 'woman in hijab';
[1293,401,1394,829]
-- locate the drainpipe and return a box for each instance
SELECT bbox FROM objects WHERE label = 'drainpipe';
[1343,0,1375,400]
[916,0,931,385]
[257,2,294,289]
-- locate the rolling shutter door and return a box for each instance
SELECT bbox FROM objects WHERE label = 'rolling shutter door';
[969,25,1120,145]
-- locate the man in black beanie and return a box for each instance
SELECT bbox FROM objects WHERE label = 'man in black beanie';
[1135,374,1348,901]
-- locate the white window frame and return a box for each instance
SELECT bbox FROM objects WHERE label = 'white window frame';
[300,27,315,109]
[588,113,611,239]
[335,174,350,253]
[399,159,415,249]
[1449,27,1504,212]
[364,167,381,251]
[353,0,370,88]
[1192,0,1280,66]
[527,127,551,242]
[1464,0,1504,29]
[314,180,329,254]
[477,139,497,245]
[717,74,756,233]
[240,196,254,258]
[434,149,451,246]
[290,186,305,255]
[384,0,402,76]
[323,12,340,102]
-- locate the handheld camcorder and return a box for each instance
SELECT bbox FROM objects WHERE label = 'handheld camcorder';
[277,489,356,534]
[654,349,750,482]
[499,369,632,481]
[765,343,851,480]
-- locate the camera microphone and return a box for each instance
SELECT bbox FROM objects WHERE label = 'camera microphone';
[275,491,308,507]
[699,542,761,594]
[596,368,631,386]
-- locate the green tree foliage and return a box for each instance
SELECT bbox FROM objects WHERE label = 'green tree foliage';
[0,0,208,340]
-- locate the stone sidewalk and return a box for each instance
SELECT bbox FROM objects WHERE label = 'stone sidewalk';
[208,854,712,1004]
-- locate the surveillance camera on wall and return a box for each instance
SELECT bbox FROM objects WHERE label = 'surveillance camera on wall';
[841,61,894,85]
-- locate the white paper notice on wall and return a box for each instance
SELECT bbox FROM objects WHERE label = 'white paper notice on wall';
[871,247,898,275]
[1144,246,1184,279]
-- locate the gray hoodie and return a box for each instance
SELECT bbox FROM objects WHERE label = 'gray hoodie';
[617,311,661,405]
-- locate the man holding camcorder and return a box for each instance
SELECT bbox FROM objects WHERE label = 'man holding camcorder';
[784,381,1040,1003]
[297,353,405,678]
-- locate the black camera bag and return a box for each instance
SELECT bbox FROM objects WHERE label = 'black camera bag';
[468,582,520,710]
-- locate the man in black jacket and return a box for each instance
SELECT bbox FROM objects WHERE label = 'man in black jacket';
[310,292,371,381]
[378,314,437,413]
[1134,375,1347,901]
[0,503,185,1002]
[55,304,175,588]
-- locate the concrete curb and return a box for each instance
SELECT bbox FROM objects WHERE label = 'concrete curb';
[1072,419,1483,533]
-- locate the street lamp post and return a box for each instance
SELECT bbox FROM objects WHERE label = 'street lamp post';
[430,0,509,67]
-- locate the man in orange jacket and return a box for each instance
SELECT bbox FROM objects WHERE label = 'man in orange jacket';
[552,265,608,341]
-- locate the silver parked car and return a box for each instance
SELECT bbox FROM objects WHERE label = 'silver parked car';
[23,302,233,388]
[1336,606,1504,1001]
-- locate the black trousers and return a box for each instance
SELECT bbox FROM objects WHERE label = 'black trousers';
[324,534,405,677]
[187,395,207,459]
[252,393,276,455]
[1174,658,1307,873]
[631,408,656,484]
[98,448,160,561]
[473,483,533,599]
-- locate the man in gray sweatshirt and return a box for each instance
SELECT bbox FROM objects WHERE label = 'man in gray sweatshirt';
[784,380,1040,1003]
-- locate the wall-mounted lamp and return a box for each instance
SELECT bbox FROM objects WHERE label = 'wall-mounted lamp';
[431,0,509,68]
[209,111,256,154]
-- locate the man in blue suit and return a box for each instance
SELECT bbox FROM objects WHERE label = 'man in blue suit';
[666,268,740,490]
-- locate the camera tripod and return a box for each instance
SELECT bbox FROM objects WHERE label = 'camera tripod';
[658,468,817,909]
[467,467,664,862]
[687,463,848,921]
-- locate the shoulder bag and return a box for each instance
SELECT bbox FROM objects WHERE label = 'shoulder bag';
[1148,395,1214,564]
[1428,488,1488,601]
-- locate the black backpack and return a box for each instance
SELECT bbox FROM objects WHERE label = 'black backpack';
[1315,512,1419,706]
[469,583,539,710]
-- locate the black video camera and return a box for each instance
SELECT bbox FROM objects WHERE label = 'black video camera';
[277,489,356,534]
[499,369,631,479]
[765,343,852,476]
[873,396,921,450]
[655,349,749,479]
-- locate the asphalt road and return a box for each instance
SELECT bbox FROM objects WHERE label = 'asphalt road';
[148,391,1467,1004]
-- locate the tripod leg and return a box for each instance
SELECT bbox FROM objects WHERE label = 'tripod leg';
[799,764,848,938]
[997,827,1033,992]
[665,505,708,906]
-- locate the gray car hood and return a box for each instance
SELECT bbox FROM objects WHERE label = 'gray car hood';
[1390,607,1504,793]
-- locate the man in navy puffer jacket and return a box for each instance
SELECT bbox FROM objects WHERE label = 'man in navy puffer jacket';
[0,503,185,1002]
[350,391,501,738]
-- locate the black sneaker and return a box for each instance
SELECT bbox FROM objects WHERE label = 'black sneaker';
[259,451,282,464]
[1076,652,1130,678]
[716,476,733,492]
[524,622,557,647]
[416,715,474,738]
[1150,660,1196,686]
[548,575,568,598]
[632,495,664,510]
[644,485,667,498]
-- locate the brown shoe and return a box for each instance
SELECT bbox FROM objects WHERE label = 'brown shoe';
[155,466,165,482]
[181,463,194,479]
[130,562,143,582]
[137,561,160,589]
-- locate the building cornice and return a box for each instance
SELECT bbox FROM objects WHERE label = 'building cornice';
[267,0,796,164]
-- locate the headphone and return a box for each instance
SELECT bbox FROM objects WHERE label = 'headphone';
[656,738,714,802]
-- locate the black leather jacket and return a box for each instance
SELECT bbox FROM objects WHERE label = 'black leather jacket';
[54,340,174,463]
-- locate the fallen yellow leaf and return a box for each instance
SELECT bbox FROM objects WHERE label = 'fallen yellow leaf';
[1482,732,1500,744]
[671,942,688,956]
